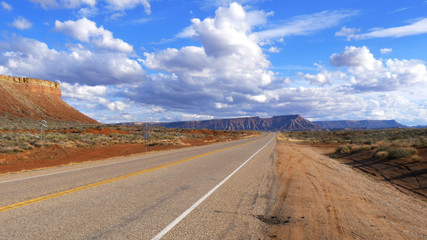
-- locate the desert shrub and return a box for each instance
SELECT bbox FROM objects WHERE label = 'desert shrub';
[44,133,67,142]
[375,151,389,159]
[377,146,416,159]
[418,136,427,147]
[349,145,371,154]
[336,146,351,154]
[0,146,25,153]
[109,133,120,139]
[34,141,48,148]
[387,148,416,159]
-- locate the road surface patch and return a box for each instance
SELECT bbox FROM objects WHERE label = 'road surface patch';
[0,138,259,213]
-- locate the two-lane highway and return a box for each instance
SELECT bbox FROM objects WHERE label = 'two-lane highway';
[0,133,277,239]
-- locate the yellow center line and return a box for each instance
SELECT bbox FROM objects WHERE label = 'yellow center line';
[0,137,261,213]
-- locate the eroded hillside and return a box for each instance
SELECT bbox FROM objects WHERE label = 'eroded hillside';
[0,75,98,124]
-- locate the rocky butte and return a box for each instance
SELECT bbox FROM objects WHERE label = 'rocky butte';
[0,75,98,124]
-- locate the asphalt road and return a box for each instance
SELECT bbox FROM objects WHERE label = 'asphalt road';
[0,133,277,239]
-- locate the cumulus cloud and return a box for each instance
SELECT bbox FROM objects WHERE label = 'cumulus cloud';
[10,17,32,30]
[61,82,130,112]
[131,3,363,120]
[62,82,107,98]
[1,1,12,10]
[187,2,266,58]
[0,36,145,85]
[338,18,427,40]
[55,18,133,52]
[139,2,275,111]
[30,0,95,9]
[105,0,151,14]
[329,46,427,91]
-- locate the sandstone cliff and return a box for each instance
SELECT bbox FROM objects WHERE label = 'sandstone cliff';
[0,75,98,124]
[145,114,323,131]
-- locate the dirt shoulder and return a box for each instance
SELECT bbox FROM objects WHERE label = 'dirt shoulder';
[266,141,426,239]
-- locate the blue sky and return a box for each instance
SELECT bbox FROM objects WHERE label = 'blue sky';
[1,0,426,125]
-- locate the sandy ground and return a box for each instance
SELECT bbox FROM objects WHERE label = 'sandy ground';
[267,142,427,239]
[327,147,427,199]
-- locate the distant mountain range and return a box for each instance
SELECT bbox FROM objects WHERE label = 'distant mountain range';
[313,120,407,130]
[150,114,323,131]
[121,115,426,131]
[121,115,422,131]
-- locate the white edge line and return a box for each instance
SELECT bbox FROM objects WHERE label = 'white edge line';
[0,136,261,184]
[151,134,275,240]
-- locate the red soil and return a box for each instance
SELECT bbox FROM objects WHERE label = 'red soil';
[0,137,239,175]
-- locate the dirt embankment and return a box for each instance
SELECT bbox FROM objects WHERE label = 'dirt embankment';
[327,147,427,199]
[266,142,426,239]
[0,75,98,123]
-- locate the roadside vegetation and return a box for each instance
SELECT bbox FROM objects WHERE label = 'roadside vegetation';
[0,117,257,154]
[280,128,427,161]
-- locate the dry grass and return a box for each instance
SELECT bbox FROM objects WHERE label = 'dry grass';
[0,117,258,155]
[280,128,426,160]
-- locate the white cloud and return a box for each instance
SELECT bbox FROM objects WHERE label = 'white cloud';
[189,2,266,58]
[198,0,268,10]
[54,17,133,52]
[181,113,214,121]
[29,0,57,8]
[78,7,98,17]
[335,26,359,40]
[61,82,130,113]
[62,82,107,98]
[0,65,10,75]
[267,46,281,53]
[330,46,381,69]
[29,0,150,16]
[134,3,399,122]
[1,1,12,10]
[253,86,426,125]
[30,0,95,9]
[107,101,129,111]
[105,0,151,14]
[151,106,165,113]
[142,2,274,99]
[254,10,358,41]
[389,7,411,14]
[330,46,427,91]
[341,18,427,40]
[298,71,332,85]
[380,48,392,54]
[247,94,267,103]
[10,17,32,30]
[0,36,145,85]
